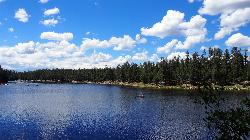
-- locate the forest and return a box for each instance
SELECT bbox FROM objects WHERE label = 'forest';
[0,65,8,84]
[1,47,250,86]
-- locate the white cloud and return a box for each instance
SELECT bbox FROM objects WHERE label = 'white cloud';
[15,41,36,54]
[150,53,160,62]
[0,39,135,70]
[226,33,250,47]
[15,8,29,23]
[198,0,250,15]
[81,35,143,51]
[131,52,160,62]
[199,0,250,40]
[41,18,58,26]
[135,34,147,44]
[175,33,206,50]
[157,39,178,54]
[215,8,250,40]
[110,35,136,50]
[39,0,49,4]
[0,30,149,70]
[40,32,73,41]
[81,38,110,50]
[8,27,14,32]
[0,40,79,70]
[141,10,207,49]
[90,51,112,63]
[109,55,132,67]
[36,41,79,58]
[141,10,185,38]
[44,7,60,16]
[141,10,207,38]
[167,52,187,60]
[132,51,148,62]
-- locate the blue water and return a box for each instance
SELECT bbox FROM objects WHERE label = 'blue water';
[0,83,248,140]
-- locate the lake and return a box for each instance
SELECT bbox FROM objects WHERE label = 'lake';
[0,83,248,140]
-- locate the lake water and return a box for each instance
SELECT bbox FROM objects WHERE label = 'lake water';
[0,83,248,140]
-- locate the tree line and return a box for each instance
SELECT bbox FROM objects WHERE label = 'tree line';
[2,47,250,86]
[0,65,9,84]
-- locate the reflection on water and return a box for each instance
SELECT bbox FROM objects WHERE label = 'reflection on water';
[0,83,248,139]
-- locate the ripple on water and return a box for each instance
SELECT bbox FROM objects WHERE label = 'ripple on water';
[0,83,248,139]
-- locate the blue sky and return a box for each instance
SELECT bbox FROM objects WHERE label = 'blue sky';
[0,0,250,71]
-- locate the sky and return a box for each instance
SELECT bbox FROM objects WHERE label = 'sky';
[0,0,250,71]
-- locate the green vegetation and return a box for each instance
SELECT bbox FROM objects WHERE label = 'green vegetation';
[2,47,250,90]
[0,65,8,84]
[193,83,250,139]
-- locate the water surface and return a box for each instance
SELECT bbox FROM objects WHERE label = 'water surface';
[0,83,248,139]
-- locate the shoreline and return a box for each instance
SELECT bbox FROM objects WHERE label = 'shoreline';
[96,82,250,92]
[9,80,250,92]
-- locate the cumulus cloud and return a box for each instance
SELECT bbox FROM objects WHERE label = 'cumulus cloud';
[40,32,73,41]
[141,10,185,38]
[167,52,187,60]
[175,33,205,50]
[81,38,110,50]
[135,34,147,44]
[15,41,36,54]
[42,8,61,26]
[199,0,250,40]
[199,0,250,15]
[44,7,60,16]
[141,10,207,49]
[141,10,207,38]
[81,35,145,51]
[226,33,250,47]
[90,51,112,63]
[215,8,250,40]
[0,37,155,70]
[0,39,119,70]
[131,51,160,62]
[0,33,145,70]
[39,0,49,4]
[0,41,76,70]
[150,54,160,62]
[15,8,29,23]
[110,55,132,66]
[157,39,178,54]
[132,51,148,62]
[41,18,58,26]
[110,35,136,50]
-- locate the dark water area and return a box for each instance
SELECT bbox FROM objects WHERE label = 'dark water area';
[0,83,249,140]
